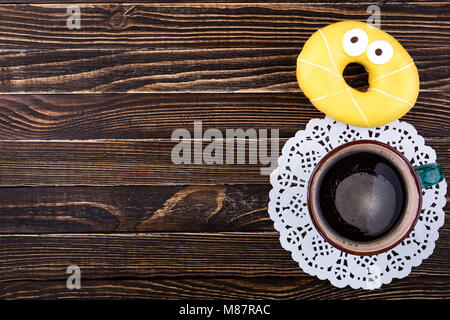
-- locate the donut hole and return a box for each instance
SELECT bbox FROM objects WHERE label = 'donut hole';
[343,63,369,92]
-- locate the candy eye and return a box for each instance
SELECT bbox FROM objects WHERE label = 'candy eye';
[367,40,393,65]
[343,28,369,56]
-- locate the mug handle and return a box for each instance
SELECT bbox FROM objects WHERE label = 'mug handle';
[414,163,444,188]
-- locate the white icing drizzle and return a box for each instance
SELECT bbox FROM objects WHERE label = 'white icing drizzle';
[346,89,370,127]
[369,87,414,107]
[297,58,343,79]
[310,88,349,101]
[319,29,340,75]
[369,62,414,82]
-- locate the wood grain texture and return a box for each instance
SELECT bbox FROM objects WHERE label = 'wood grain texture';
[0,47,447,93]
[0,184,447,233]
[0,92,448,139]
[0,3,447,49]
[0,231,449,282]
[1,276,449,300]
[0,185,272,232]
[0,137,448,186]
[0,1,448,301]
[0,138,276,186]
[0,0,427,4]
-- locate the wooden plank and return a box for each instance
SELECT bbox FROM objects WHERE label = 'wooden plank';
[0,0,429,4]
[0,185,272,233]
[0,47,447,93]
[1,276,449,300]
[0,92,448,139]
[0,137,448,186]
[0,231,448,281]
[0,3,447,49]
[0,184,447,233]
[0,138,276,186]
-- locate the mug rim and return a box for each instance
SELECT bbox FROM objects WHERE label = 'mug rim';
[307,140,422,256]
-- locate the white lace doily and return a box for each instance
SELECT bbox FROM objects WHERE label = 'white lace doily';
[268,117,447,290]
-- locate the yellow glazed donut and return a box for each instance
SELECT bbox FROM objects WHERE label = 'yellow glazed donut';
[297,21,419,128]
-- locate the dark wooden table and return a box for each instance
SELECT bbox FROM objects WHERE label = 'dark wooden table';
[0,1,448,299]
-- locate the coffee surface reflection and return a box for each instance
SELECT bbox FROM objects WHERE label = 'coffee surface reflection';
[318,151,406,241]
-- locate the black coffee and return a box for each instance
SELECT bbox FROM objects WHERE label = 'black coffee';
[318,151,406,242]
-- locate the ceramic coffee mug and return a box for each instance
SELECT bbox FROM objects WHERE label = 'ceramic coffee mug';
[307,140,444,255]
